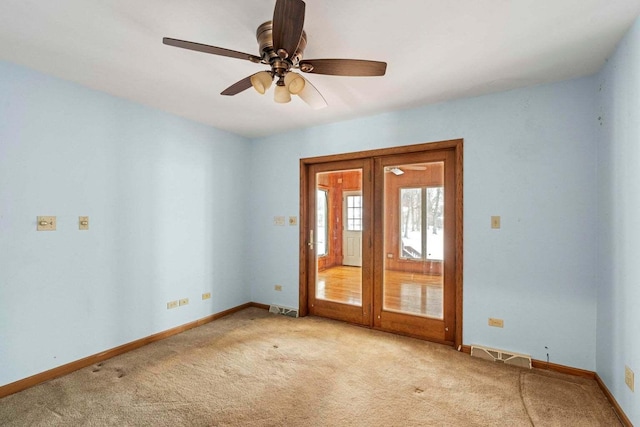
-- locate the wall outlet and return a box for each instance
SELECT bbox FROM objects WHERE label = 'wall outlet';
[202,292,211,300]
[179,298,189,306]
[167,301,178,309]
[625,365,634,392]
[274,284,282,291]
[273,216,285,226]
[488,317,504,328]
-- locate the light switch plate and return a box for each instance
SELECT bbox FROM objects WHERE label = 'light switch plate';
[625,365,634,392]
[79,216,89,230]
[491,216,501,229]
[202,292,211,300]
[274,216,285,226]
[288,216,297,226]
[179,298,189,306]
[488,317,504,328]
[37,216,56,231]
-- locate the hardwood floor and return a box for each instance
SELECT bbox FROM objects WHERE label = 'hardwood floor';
[316,266,443,318]
[316,266,362,306]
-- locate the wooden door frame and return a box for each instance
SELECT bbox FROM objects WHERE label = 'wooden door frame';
[299,139,464,349]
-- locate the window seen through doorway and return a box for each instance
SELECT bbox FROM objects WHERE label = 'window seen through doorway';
[346,195,363,231]
[316,189,328,256]
[399,187,444,260]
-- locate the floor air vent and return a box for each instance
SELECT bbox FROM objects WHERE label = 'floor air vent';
[470,345,532,369]
[268,305,299,318]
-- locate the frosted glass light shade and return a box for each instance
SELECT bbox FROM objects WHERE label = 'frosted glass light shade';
[250,71,272,94]
[284,72,306,95]
[274,84,291,103]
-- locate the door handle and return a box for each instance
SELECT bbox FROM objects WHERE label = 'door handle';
[308,229,314,250]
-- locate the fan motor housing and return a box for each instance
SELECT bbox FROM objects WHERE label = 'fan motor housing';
[257,21,307,66]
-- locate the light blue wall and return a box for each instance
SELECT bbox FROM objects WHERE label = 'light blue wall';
[597,18,640,425]
[0,61,252,387]
[249,77,599,370]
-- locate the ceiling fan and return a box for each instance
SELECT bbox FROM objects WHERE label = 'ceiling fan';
[385,165,428,175]
[162,0,387,109]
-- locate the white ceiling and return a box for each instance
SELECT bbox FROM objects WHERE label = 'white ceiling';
[1,1,639,138]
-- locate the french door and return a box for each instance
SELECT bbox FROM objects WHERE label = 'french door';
[300,140,462,347]
[373,149,457,343]
[305,159,373,326]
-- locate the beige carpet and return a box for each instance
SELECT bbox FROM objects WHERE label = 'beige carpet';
[0,308,620,426]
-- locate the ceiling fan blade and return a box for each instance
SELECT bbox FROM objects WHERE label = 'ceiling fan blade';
[297,76,327,109]
[299,59,387,76]
[272,0,305,57]
[221,75,254,96]
[163,37,261,62]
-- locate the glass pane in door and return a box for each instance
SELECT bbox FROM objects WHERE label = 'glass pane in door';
[383,162,444,318]
[315,169,362,306]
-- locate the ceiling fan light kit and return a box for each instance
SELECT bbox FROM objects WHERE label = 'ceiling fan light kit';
[250,71,273,94]
[284,72,305,95]
[274,84,292,103]
[163,0,387,108]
